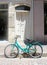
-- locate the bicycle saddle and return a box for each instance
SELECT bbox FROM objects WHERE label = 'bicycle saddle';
[15,35,21,39]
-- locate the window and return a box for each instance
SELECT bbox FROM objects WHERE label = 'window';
[0,4,8,9]
[44,3,47,35]
[0,4,8,40]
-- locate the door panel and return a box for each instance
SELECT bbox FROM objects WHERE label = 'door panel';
[33,0,44,43]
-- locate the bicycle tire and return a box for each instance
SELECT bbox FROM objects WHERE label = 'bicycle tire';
[29,42,43,58]
[4,44,19,58]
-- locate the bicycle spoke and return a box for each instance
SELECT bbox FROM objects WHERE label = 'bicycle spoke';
[4,44,19,58]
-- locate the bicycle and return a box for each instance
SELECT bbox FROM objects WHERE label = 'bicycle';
[4,35,43,58]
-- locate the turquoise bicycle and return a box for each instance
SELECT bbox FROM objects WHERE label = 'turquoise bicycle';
[4,35,43,58]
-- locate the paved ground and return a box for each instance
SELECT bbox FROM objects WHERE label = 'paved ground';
[0,54,47,65]
[0,41,47,65]
[0,56,47,65]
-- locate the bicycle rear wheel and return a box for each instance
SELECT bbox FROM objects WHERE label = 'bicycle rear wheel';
[4,44,19,58]
[29,43,43,58]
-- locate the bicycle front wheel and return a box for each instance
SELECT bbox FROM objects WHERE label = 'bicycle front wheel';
[4,44,19,58]
[29,43,43,58]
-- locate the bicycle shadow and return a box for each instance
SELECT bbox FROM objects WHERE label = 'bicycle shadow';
[22,53,31,58]
[18,53,42,58]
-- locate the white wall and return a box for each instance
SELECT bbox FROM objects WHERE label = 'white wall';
[14,0,34,40]
[0,0,31,5]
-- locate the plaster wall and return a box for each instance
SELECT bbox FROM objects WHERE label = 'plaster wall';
[33,0,44,42]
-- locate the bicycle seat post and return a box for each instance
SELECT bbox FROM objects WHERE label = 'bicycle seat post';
[15,35,21,42]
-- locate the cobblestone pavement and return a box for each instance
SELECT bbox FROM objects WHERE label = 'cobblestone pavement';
[0,55,47,65]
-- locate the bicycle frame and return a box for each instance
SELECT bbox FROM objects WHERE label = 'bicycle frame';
[13,40,42,53]
[14,41,29,53]
[12,41,41,53]
[14,40,31,53]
